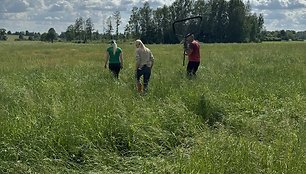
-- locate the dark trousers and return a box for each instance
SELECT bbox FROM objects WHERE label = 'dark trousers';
[136,65,151,91]
[109,63,121,78]
[187,61,200,76]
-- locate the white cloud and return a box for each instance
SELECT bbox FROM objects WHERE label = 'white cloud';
[250,0,306,10]
[247,0,306,31]
[48,1,73,12]
[26,0,47,9]
[0,0,305,33]
[2,0,30,13]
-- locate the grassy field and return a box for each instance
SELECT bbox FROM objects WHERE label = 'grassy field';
[0,41,305,173]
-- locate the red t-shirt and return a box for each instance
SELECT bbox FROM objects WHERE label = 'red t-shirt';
[188,40,200,62]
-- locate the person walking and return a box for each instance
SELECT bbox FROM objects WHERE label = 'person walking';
[185,33,201,78]
[135,39,154,93]
[104,40,123,78]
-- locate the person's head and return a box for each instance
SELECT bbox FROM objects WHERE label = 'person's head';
[110,40,117,54]
[135,39,145,49]
[185,33,194,43]
[110,40,117,46]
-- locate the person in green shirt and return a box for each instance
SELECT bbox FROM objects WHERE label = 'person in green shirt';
[104,40,123,78]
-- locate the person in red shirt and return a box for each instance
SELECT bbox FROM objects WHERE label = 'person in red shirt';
[185,33,200,77]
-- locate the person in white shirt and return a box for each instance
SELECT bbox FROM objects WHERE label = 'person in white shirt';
[135,39,154,93]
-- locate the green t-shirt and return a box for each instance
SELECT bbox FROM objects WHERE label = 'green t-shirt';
[107,47,122,64]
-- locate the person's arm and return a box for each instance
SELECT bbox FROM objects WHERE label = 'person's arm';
[149,51,154,69]
[186,43,194,56]
[135,50,141,70]
[104,51,109,68]
[119,52,123,69]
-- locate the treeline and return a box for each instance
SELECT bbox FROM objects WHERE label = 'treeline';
[0,11,123,43]
[262,30,306,41]
[124,0,264,43]
[3,28,305,43]
[0,28,57,42]
[61,14,124,43]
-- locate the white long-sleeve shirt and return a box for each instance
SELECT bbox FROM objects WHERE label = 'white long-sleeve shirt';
[136,48,154,69]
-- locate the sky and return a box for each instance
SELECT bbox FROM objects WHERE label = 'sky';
[0,0,306,34]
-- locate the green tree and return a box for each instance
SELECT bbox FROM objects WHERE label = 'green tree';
[295,31,306,41]
[257,14,265,41]
[245,13,264,42]
[40,33,48,41]
[154,5,173,43]
[47,28,57,43]
[241,0,264,42]
[92,30,100,40]
[154,7,165,43]
[33,32,41,41]
[279,30,289,40]
[286,30,296,40]
[28,36,34,41]
[170,0,193,21]
[113,11,122,39]
[75,17,85,41]
[106,16,114,39]
[0,28,7,41]
[66,24,75,41]
[19,33,24,40]
[208,0,228,42]
[59,32,66,40]
[139,2,156,43]
[228,0,246,42]
[124,24,131,40]
[193,0,210,42]
[85,18,94,42]
[127,7,140,39]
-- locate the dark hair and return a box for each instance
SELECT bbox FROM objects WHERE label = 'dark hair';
[185,33,194,38]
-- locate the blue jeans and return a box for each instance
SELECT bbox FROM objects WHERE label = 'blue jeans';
[136,65,151,91]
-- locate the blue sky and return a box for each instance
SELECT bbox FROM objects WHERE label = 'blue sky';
[0,0,306,33]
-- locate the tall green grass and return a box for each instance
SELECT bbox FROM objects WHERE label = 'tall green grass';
[0,41,305,173]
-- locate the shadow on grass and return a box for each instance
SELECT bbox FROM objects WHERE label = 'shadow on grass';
[188,94,226,128]
[102,117,133,157]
